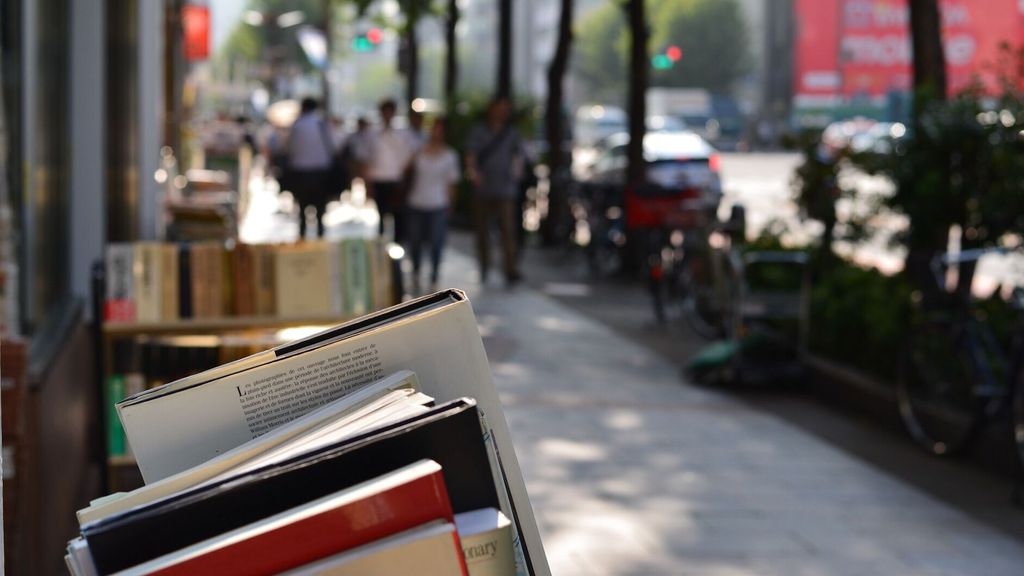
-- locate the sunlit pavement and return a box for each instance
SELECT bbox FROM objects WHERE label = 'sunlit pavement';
[243,173,1024,575]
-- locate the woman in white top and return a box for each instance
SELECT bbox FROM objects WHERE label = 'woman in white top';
[405,117,460,292]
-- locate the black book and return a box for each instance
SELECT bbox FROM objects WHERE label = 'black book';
[83,399,502,574]
[177,243,192,319]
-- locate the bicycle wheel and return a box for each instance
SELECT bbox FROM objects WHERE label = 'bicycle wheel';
[896,317,985,455]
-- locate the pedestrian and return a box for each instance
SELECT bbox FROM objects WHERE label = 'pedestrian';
[405,117,459,294]
[405,108,426,153]
[286,97,335,239]
[465,97,524,286]
[367,99,413,242]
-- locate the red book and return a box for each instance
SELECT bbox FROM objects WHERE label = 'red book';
[122,460,462,576]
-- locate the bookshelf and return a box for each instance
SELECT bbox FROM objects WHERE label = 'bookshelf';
[93,237,398,492]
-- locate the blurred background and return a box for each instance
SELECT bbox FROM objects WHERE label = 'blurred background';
[5,0,1024,574]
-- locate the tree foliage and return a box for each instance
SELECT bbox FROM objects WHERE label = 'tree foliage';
[649,0,750,93]
[573,0,750,103]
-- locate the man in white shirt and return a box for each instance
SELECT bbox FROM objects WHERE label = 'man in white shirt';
[367,98,413,242]
[286,97,335,238]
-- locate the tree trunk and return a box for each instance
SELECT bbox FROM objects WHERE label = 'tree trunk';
[909,0,947,104]
[907,0,948,302]
[404,6,419,107]
[444,0,459,113]
[496,0,512,99]
[541,0,574,245]
[625,0,648,187]
[322,0,332,112]
[622,0,649,273]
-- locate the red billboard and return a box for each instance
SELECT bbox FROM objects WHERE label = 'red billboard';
[182,4,211,62]
[795,0,1024,109]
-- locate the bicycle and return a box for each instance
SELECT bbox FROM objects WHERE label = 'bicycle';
[645,200,744,337]
[896,247,1024,494]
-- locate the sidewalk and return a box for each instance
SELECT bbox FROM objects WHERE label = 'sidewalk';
[241,177,1024,574]
[440,249,1024,575]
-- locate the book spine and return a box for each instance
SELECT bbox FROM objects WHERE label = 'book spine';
[254,245,276,316]
[161,245,180,321]
[106,375,127,457]
[343,239,371,315]
[178,244,192,319]
[134,244,160,323]
[218,244,232,317]
[190,244,206,318]
[148,468,456,576]
[104,244,136,322]
[233,244,255,316]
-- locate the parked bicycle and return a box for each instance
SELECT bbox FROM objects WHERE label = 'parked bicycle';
[644,196,745,337]
[896,247,1024,496]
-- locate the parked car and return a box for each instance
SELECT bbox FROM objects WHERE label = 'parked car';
[576,130,723,212]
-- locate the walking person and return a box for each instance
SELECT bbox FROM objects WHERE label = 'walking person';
[286,97,335,239]
[367,98,413,242]
[405,118,460,294]
[466,97,524,286]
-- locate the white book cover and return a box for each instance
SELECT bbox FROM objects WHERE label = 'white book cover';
[116,290,550,575]
[456,508,516,576]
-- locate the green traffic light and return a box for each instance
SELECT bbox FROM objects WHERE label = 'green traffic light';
[652,54,672,70]
[353,36,373,52]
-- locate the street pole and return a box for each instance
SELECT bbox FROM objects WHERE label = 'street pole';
[496,0,512,99]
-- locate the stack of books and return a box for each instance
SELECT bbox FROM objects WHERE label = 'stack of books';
[104,239,393,323]
[69,290,549,575]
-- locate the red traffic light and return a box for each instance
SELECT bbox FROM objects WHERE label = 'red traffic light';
[666,45,682,62]
[366,27,383,44]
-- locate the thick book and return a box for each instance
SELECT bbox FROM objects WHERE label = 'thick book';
[252,244,276,316]
[113,290,548,574]
[115,460,457,576]
[456,508,516,576]
[84,400,514,573]
[160,244,180,320]
[104,244,135,322]
[177,244,192,319]
[232,243,256,317]
[282,520,467,576]
[105,375,126,457]
[133,243,162,323]
[77,370,425,526]
[275,242,334,317]
[342,239,372,315]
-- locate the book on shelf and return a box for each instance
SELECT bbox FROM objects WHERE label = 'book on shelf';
[274,242,336,317]
[73,290,547,575]
[102,239,393,325]
[104,244,135,322]
[104,375,126,458]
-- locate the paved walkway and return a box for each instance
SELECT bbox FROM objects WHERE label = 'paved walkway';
[242,175,1024,575]
[441,252,1024,575]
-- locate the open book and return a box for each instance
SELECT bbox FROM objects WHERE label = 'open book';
[107,290,548,575]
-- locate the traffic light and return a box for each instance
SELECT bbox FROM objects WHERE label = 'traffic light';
[652,45,681,70]
[352,27,383,52]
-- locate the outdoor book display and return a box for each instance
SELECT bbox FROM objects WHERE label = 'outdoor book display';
[71,290,549,575]
[98,238,396,492]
